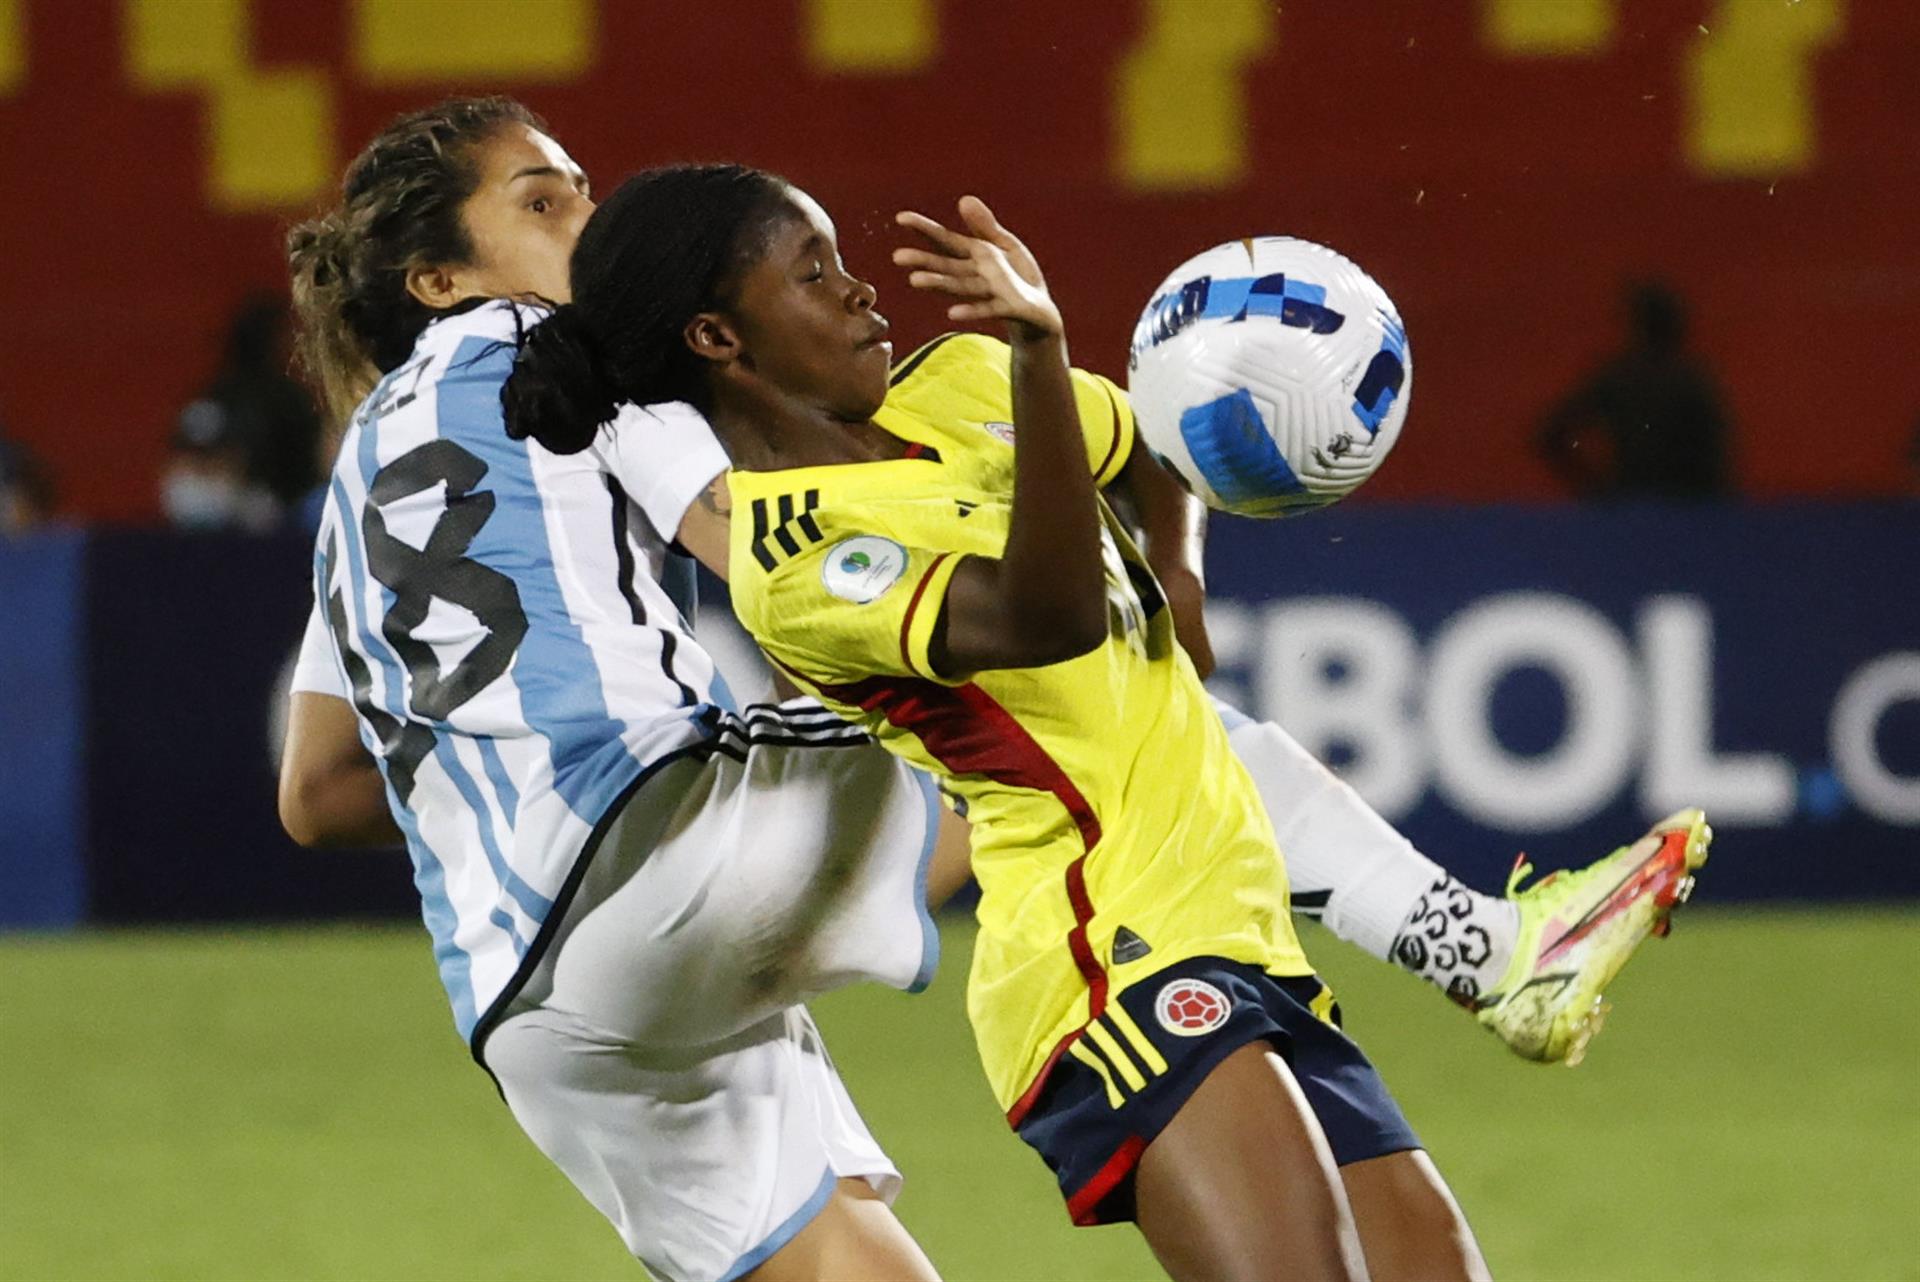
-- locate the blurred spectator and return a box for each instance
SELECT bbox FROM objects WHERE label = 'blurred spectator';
[182,293,326,509]
[160,398,282,533]
[1537,281,1731,501]
[0,433,57,533]
[292,411,353,537]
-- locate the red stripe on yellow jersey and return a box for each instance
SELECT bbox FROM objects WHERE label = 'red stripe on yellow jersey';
[729,333,1312,1114]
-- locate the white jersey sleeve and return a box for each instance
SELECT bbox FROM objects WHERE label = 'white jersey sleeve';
[597,401,729,545]
[290,598,349,699]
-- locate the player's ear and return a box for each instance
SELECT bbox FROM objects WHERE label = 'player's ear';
[406,263,468,312]
[685,313,743,367]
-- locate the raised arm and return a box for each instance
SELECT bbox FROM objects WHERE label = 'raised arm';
[892,197,1106,675]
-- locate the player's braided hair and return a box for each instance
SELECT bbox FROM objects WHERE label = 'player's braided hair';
[502,164,794,456]
[287,96,546,425]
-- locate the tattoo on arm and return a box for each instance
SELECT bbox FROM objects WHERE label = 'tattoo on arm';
[697,478,732,518]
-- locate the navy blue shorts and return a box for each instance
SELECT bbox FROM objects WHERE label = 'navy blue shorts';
[1013,956,1422,1225]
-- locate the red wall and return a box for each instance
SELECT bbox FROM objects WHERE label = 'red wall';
[1,0,1913,521]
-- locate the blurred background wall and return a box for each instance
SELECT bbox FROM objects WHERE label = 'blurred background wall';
[0,0,1913,520]
[0,0,1915,928]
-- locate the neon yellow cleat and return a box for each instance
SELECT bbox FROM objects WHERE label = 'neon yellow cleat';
[1475,809,1712,1066]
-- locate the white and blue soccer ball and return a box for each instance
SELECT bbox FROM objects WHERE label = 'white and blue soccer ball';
[1127,237,1411,518]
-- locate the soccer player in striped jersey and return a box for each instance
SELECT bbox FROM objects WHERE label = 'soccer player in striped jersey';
[502,166,1486,1281]
[283,100,942,1282]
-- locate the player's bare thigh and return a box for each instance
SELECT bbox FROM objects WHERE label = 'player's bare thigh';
[1133,1042,1368,1282]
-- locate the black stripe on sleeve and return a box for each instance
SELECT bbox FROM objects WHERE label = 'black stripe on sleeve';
[750,498,777,571]
[608,477,697,706]
[605,477,648,627]
[773,493,802,557]
[796,489,824,542]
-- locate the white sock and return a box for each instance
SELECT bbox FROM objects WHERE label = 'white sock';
[1216,700,1518,1000]
[1382,871,1520,1005]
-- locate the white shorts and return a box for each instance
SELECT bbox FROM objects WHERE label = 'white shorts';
[486,1004,898,1282]
[480,701,938,1281]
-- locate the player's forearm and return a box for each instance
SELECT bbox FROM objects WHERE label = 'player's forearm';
[1111,442,1206,593]
[939,330,1106,671]
[278,692,404,849]
[1000,330,1106,645]
[280,763,403,849]
[1108,442,1215,677]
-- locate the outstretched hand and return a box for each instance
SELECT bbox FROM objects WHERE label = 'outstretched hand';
[893,197,1063,341]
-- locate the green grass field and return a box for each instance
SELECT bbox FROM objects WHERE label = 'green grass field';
[3,908,1915,1281]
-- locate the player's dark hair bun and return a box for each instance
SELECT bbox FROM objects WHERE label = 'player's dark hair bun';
[501,164,797,454]
[503,304,623,456]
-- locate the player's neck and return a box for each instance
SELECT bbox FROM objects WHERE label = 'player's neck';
[706,385,906,473]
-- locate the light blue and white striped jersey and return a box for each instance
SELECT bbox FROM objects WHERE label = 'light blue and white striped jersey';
[304,301,732,1044]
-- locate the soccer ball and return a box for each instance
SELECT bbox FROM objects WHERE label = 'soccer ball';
[1127,237,1411,518]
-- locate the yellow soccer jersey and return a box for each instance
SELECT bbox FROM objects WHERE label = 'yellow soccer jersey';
[727,333,1312,1120]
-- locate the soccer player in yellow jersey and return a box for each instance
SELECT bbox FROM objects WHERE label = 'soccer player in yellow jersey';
[730,327,1321,1128]
[505,164,1490,1282]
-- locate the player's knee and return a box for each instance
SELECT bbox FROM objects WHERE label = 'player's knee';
[1343,1151,1489,1282]
[1387,1203,1484,1282]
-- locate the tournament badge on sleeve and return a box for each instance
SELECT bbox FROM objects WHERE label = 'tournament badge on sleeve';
[822,537,908,604]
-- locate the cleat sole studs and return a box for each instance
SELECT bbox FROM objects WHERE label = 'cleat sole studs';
[1562,996,1611,1068]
